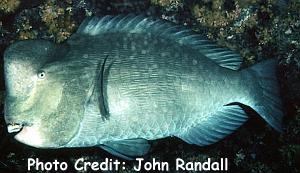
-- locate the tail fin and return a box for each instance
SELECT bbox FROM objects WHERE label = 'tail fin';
[249,59,283,132]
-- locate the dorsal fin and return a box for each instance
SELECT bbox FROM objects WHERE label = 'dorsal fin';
[76,14,242,70]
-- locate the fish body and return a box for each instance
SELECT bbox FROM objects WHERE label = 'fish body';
[67,33,247,144]
[4,15,283,159]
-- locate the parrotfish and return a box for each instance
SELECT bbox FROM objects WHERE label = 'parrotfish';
[4,14,283,159]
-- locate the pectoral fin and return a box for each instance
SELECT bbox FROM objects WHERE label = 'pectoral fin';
[99,139,151,160]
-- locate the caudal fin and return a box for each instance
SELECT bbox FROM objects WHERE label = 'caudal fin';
[249,59,283,132]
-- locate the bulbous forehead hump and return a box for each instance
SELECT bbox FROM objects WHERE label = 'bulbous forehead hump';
[4,40,56,96]
[4,40,55,64]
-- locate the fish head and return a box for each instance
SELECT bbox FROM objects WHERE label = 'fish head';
[4,40,82,148]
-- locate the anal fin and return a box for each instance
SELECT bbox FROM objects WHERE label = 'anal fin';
[99,139,151,160]
[177,105,248,146]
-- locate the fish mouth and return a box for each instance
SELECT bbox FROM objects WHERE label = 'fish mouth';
[7,122,32,134]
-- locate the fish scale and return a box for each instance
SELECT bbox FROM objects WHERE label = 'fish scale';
[82,33,238,138]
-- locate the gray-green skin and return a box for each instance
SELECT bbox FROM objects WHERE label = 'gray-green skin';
[4,15,282,158]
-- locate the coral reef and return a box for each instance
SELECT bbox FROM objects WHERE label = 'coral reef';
[16,15,38,40]
[151,0,181,7]
[41,0,77,43]
[191,0,240,28]
[0,0,20,13]
[189,0,289,65]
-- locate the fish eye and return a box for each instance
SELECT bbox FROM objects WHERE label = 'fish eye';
[37,71,46,79]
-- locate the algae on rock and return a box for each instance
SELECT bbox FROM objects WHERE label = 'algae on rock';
[0,0,20,13]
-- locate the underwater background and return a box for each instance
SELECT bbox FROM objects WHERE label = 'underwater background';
[0,0,299,172]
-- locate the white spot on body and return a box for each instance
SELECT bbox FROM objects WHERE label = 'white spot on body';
[131,44,136,51]
[123,44,128,49]
[83,54,89,58]
[141,49,147,54]
[143,40,148,45]
[160,52,169,57]
[129,55,135,60]
[192,59,198,65]
[151,64,158,69]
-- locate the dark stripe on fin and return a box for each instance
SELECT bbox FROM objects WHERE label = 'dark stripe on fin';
[75,14,242,70]
[87,55,110,120]
[177,105,248,146]
[99,55,109,120]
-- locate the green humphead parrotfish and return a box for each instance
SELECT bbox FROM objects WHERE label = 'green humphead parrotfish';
[4,14,283,159]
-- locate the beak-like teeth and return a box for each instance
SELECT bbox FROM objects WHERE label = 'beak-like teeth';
[7,124,23,133]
